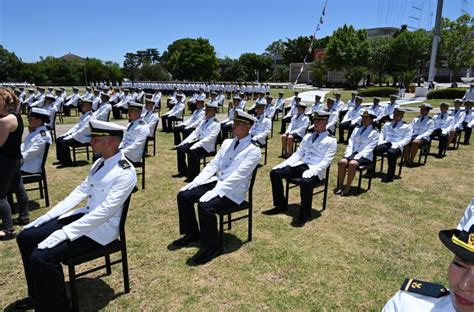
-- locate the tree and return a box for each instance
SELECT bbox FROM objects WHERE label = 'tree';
[161,38,218,80]
[123,52,141,80]
[310,61,326,87]
[218,57,246,81]
[264,39,285,56]
[368,37,393,86]
[388,29,431,81]
[272,65,289,82]
[238,53,273,82]
[281,36,313,65]
[440,14,474,82]
[0,45,22,81]
[324,24,369,87]
[137,63,169,81]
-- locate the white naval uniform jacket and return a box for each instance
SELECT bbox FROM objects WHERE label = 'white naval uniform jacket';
[116,94,132,109]
[178,107,205,129]
[164,101,185,118]
[411,116,434,141]
[93,102,112,121]
[192,135,261,204]
[370,104,384,119]
[181,117,221,153]
[341,105,363,125]
[287,113,309,138]
[141,109,159,135]
[64,93,80,107]
[333,99,345,111]
[264,104,276,119]
[432,113,454,135]
[309,102,323,113]
[450,109,466,130]
[43,104,58,128]
[30,93,45,108]
[21,126,52,174]
[119,119,150,163]
[283,131,337,180]
[379,102,397,120]
[274,98,285,111]
[326,109,339,133]
[379,121,413,151]
[45,152,137,245]
[383,290,454,312]
[250,114,271,145]
[344,125,379,161]
[63,111,95,143]
[92,95,101,111]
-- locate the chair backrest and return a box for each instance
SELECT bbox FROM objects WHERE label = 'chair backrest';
[118,189,135,242]
[41,143,51,174]
[247,166,258,206]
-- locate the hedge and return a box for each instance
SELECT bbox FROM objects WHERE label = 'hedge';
[358,87,399,97]
[426,88,467,99]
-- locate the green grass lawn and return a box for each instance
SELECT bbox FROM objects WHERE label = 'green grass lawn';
[2,89,472,310]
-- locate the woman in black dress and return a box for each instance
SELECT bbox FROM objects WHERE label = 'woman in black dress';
[0,87,24,240]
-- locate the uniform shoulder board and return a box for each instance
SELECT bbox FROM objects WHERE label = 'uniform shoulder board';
[139,120,145,125]
[213,118,219,123]
[40,130,46,136]
[402,121,407,124]
[400,278,449,298]
[327,133,335,138]
[119,159,132,170]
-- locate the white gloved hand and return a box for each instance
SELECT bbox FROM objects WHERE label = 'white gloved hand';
[272,163,286,170]
[180,182,197,192]
[302,170,314,179]
[23,214,52,229]
[199,190,218,203]
[442,129,448,135]
[37,229,68,249]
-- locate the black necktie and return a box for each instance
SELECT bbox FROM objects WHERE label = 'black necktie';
[392,122,397,129]
[441,113,444,120]
[127,122,133,131]
[233,140,239,150]
[93,161,104,175]
[360,126,367,134]
[312,133,319,142]
[420,116,425,122]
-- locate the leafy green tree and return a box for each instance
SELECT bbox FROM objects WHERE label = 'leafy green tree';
[310,60,326,87]
[272,65,289,82]
[218,57,246,81]
[137,63,169,81]
[238,53,273,82]
[161,38,218,80]
[325,24,369,87]
[388,29,431,81]
[123,52,141,80]
[0,45,22,81]
[264,39,285,56]
[440,14,474,82]
[368,37,393,86]
[281,36,313,65]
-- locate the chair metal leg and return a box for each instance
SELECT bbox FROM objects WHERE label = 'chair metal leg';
[285,180,290,209]
[121,246,130,294]
[367,166,373,191]
[219,214,224,247]
[322,177,329,211]
[105,255,112,275]
[357,169,363,194]
[38,179,44,199]
[68,265,79,312]
[248,206,253,242]
[43,174,50,207]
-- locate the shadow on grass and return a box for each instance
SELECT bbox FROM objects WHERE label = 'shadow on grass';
[182,233,243,266]
[72,160,91,167]
[4,278,118,312]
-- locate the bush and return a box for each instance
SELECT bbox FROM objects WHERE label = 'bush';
[358,87,399,97]
[426,88,467,99]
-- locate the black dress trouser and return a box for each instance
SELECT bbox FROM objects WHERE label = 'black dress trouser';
[177,181,238,248]
[270,164,322,219]
[16,213,101,312]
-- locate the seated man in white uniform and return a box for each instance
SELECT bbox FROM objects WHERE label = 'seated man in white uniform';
[14,120,136,312]
[250,100,272,147]
[174,101,221,180]
[172,110,260,265]
[119,102,150,164]
[173,95,205,146]
[281,102,309,158]
[161,93,185,133]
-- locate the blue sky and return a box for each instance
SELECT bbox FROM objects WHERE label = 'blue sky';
[0,0,469,64]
